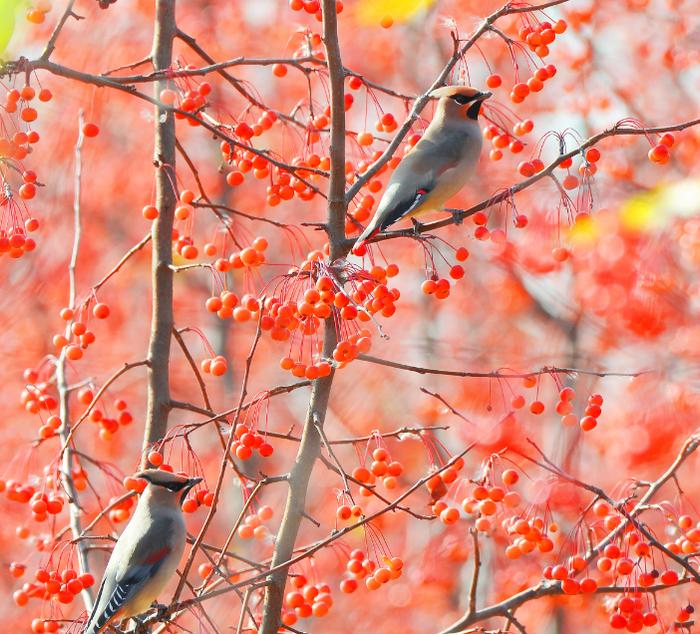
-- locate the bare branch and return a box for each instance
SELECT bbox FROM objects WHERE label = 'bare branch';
[358,354,648,379]
[56,110,94,610]
[141,0,178,458]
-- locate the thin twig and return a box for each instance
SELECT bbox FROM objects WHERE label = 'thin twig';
[92,233,151,293]
[468,529,480,617]
[173,313,264,602]
[60,360,149,454]
[359,354,648,379]
[56,110,94,610]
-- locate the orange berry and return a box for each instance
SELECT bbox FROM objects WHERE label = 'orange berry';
[148,451,163,466]
[486,74,502,89]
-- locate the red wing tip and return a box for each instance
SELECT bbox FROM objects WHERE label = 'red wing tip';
[143,544,172,564]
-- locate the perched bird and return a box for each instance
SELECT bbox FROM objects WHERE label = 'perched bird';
[83,470,202,634]
[352,85,491,254]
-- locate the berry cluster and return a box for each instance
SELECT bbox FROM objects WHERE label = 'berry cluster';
[160,80,211,127]
[484,118,533,162]
[288,0,343,22]
[26,490,65,523]
[339,550,404,592]
[237,505,274,540]
[351,446,404,495]
[451,478,520,531]
[282,575,334,626]
[542,558,597,595]
[200,355,228,377]
[424,457,465,509]
[503,514,558,559]
[508,379,603,433]
[420,246,470,299]
[231,424,274,461]
[204,259,403,380]
[182,488,215,513]
[556,389,604,431]
[335,496,363,522]
[14,566,95,610]
[52,302,111,362]
[3,475,54,510]
[82,393,133,442]
[206,236,268,274]
[1,84,47,260]
[519,18,567,56]
[20,381,56,415]
[608,597,660,631]
[647,133,674,165]
[227,149,319,207]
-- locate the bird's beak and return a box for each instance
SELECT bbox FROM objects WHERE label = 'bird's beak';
[185,476,203,491]
[476,91,492,101]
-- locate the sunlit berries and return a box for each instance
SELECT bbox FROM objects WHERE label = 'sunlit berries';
[231,424,274,461]
[237,506,274,540]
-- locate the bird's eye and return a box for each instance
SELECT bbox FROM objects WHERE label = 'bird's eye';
[451,94,473,105]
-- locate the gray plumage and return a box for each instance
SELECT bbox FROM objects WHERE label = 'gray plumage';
[83,470,200,634]
[353,85,490,252]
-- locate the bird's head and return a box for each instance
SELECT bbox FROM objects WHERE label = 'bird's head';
[430,85,491,121]
[135,469,203,505]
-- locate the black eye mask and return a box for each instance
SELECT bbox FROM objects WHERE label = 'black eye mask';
[160,481,188,492]
[450,93,475,105]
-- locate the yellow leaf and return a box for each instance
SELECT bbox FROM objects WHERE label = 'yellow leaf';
[567,213,599,245]
[356,0,437,24]
[620,191,659,232]
[620,180,700,233]
[0,0,20,55]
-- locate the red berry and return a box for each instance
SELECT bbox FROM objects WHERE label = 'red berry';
[82,123,100,137]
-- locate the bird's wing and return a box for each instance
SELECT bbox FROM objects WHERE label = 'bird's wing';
[83,532,175,634]
[352,133,467,250]
[375,186,432,230]
[377,153,459,230]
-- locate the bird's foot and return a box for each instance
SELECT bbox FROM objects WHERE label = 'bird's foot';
[129,614,148,633]
[131,603,169,629]
[445,208,464,225]
[150,602,169,621]
[410,218,425,236]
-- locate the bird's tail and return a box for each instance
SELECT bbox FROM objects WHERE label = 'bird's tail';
[83,612,118,634]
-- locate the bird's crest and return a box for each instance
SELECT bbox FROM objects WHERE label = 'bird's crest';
[429,85,482,99]
[134,469,200,492]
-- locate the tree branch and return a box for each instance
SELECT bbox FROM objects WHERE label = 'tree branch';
[142,0,178,459]
[358,354,648,379]
[56,110,94,610]
[258,1,345,630]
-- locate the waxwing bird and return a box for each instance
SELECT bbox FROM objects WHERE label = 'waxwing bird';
[352,85,491,255]
[83,470,201,634]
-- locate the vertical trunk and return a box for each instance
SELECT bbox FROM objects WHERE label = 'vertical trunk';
[142,0,177,460]
[258,1,346,631]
